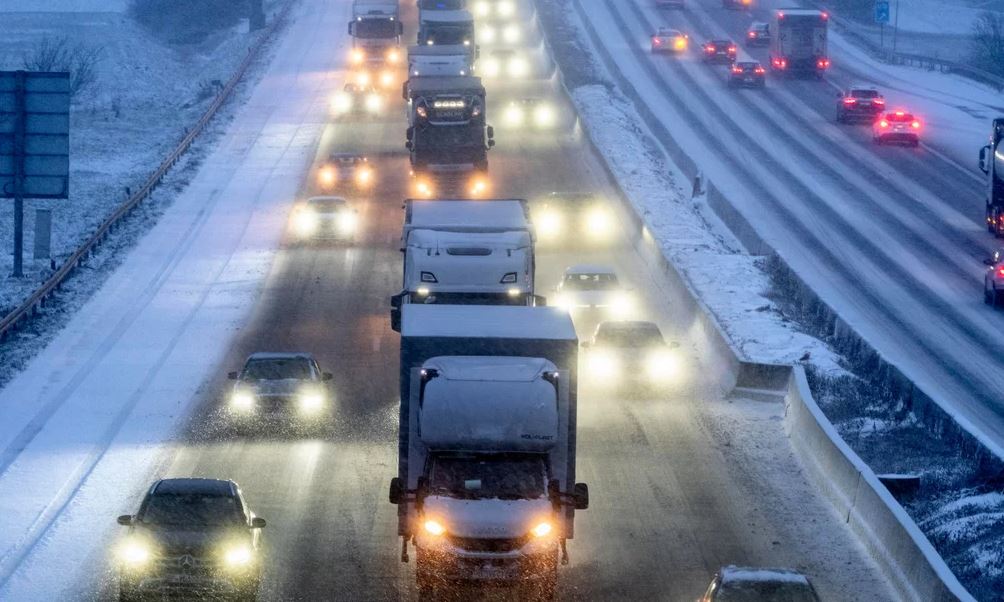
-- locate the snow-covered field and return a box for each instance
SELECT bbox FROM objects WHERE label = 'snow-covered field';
[0,6,278,384]
[1,0,128,11]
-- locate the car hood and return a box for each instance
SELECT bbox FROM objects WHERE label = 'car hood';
[133,524,250,556]
[423,495,551,539]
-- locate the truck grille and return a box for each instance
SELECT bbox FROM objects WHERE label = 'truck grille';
[447,534,529,553]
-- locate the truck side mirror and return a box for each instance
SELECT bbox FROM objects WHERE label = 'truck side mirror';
[573,483,589,510]
[405,141,413,151]
[117,515,134,526]
[487,139,496,148]
[397,22,404,35]
[486,125,495,138]
[980,145,991,174]
[227,371,239,380]
[389,477,404,504]
[348,22,356,36]
[406,126,414,142]
[402,82,409,101]
[390,307,402,332]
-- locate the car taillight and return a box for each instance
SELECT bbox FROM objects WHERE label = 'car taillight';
[754,66,765,74]
[653,37,661,45]
[728,45,736,53]
[748,31,756,38]
[911,120,921,129]
[731,66,742,74]
[817,58,830,69]
[843,98,857,105]
[874,98,885,105]
[772,57,787,69]
[998,266,1004,277]
[879,120,889,128]
[705,45,715,53]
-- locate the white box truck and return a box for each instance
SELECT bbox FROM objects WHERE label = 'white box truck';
[389,304,588,597]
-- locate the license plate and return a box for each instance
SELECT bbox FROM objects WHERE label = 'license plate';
[471,563,518,580]
[435,110,464,120]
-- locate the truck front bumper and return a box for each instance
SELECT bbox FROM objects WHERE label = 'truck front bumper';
[416,540,558,583]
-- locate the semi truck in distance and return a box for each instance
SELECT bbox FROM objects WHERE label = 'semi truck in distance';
[389,304,588,598]
[407,45,475,78]
[390,199,537,330]
[981,118,1004,236]
[769,8,829,77]
[404,76,494,193]
[348,0,403,67]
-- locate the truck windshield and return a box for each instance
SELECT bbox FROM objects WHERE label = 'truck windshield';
[418,292,527,305]
[428,454,547,500]
[419,0,465,8]
[354,19,399,38]
[425,25,474,45]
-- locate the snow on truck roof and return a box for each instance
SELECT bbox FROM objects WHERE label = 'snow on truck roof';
[401,305,577,341]
[424,356,557,381]
[406,199,528,230]
[408,229,530,249]
[420,9,474,22]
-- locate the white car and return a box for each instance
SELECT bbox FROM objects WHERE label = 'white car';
[702,566,820,601]
[226,352,333,429]
[872,110,921,147]
[583,321,680,387]
[553,265,632,315]
[291,196,359,242]
[984,248,1004,306]
[651,27,688,54]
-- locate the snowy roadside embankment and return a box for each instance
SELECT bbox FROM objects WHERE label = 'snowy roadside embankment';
[0,4,282,386]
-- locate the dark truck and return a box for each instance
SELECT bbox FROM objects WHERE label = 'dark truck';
[769,8,829,77]
[981,118,1004,236]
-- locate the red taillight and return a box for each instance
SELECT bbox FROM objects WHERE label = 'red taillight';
[874,98,885,105]
[705,45,716,53]
[817,58,830,69]
[997,266,1004,277]
[772,57,786,69]
[754,66,765,74]
[731,65,742,74]
[879,120,889,128]
[911,120,921,129]
[653,37,661,45]
[843,97,857,105]
[728,45,736,54]
[748,31,756,38]
[821,11,829,19]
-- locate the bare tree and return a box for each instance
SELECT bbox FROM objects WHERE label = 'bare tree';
[971,11,1004,77]
[22,37,103,97]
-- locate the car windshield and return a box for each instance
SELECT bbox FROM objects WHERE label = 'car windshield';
[243,358,312,380]
[141,493,243,527]
[309,199,347,212]
[428,454,547,500]
[563,272,618,290]
[716,581,818,601]
[596,324,663,346]
[850,89,880,98]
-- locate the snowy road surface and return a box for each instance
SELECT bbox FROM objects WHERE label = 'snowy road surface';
[575,0,1004,457]
[0,0,897,600]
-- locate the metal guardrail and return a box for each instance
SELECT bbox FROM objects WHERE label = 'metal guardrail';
[0,2,296,342]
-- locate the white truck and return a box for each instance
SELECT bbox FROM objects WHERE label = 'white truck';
[389,304,588,598]
[418,9,476,48]
[390,199,538,331]
[348,0,403,66]
[407,44,475,78]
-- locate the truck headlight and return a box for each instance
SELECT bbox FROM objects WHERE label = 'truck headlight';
[351,48,365,64]
[379,70,394,88]
[609,292,633,317]
[534,207,562,238]
[584,206,613,239]
[473,0,490,17]
[355,165,374,186]
[365,93,383,113]
[503,24,521,44]
[498,0,516,17]
[533,104,555,128]
[318,166,336,187]
[507,56,529,78]
[294,209,319,236]
[224,545,253,567]
[118,540,151,567]
[482,58,501,78]
[646,349,679,383]
[530,521,553,538]
[504,104,525,127]
[423,519,447,536]
[337,211,358,234]
[331,92,352,115]
[386,48,400,64]
[231,391,255,410]
[480,24,497,44]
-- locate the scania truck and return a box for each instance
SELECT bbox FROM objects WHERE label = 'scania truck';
[404,76,494,189]
[390,199,537,330]
[769,8,829,77]
[407,45,475,78]
[389,304,588,598]
[418,9,476,48]
[348,0,404,67]
[981,118,1004,236]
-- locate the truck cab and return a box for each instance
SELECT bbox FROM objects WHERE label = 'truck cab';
[407,44,475,78]
[391,199,537,330]
[418,9,476,48]
[391,306,588,597]
[348,0,404,66]
[404,76,494,178]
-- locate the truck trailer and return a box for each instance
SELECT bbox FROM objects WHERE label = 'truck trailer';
[390,199,538,330]
[769,8,829,77]
[389,304,588,597]
[348,0,403,67]
[981,118,1004,236]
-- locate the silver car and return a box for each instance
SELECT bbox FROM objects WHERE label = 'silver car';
[226,352,333,429]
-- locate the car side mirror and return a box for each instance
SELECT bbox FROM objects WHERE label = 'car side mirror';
[573,483,589,510]
[322,372,333,381]
[389,477,404,505]
[117,515,134,526]
[251,517,266,529]
[980,145,991,174]
[227,371,239,380]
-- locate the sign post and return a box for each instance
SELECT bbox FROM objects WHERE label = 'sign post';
[875,1,890,48]
[0,71,70,277]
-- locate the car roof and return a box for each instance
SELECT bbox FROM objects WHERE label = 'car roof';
[328,153,367,161]
[565,264,616,275]
[719,566,813,586]
[246,351,316,361]
[153,478,236,497]
[657,27,682,34]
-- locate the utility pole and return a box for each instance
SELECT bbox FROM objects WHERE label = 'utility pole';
[12,71,26,278]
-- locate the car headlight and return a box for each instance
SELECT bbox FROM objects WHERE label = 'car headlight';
[379,71,394,88]
[480,24,497,44]
[355,71,371,86]
[530,521,553,538]
[118,540,151,567]
[552,293,570,310]
[588,349,621,380]
[299,391,325,413]
[482,58,501,78]
[423,519,446,536]
[337,211,358,234]
[507,56,529,78]
[533,104,555,128]
[503,24,521,44]
[534,207,562,238]
[646,349,679,383]
[224,545,253,568]
[231,391,255,410]
[473,0,490,17]
[498,0,516,16]
[365,93,383,113]
[503,104,525,127]
[294,209,319,237]
[332,92,352,115]
[584,206,613,239]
